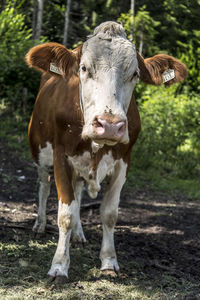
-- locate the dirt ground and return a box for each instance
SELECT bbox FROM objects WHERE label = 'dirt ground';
[0,141,200,299]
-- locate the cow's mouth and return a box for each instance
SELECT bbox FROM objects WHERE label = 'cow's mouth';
[93,138,118,146]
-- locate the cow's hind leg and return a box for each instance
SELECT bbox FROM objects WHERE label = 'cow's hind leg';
[33,166,51,233]
[71,179,86,243]
[100,159,127,273]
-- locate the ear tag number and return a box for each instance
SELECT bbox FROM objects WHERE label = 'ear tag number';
[50,63,62,75]
[162,69,175,83]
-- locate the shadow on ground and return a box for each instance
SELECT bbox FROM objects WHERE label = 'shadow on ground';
[0,135,200,299]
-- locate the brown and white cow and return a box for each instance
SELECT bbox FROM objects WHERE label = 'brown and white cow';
[26,22,187,281]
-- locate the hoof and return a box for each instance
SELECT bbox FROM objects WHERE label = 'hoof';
[33,232,45,239]
[71,235,87,244]
[101,269,118,277]
[47,275,68,284]
[71,237,87,248]
[32,219,46,234]
[100,257,119,273]
[71,226,86,244]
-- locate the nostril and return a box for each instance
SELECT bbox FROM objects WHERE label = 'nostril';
[96,118,104,128]
[93,117,105,135]
[118,123,125,134]
[93,117,107,128]
[116,121,126,134]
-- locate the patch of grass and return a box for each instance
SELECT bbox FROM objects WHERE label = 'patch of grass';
[0,110,31,160]
[0,229,199,300]
[127,165,200,199]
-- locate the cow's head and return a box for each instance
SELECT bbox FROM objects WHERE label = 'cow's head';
[26,21,187,146]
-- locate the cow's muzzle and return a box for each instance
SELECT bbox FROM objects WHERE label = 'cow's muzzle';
[92,115,126,142]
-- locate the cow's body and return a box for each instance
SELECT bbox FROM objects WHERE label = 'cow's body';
[26,22,187,281]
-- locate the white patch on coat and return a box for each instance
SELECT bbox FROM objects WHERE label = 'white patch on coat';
[38,142,53,167]
[92,141,104,153]
[48,230,71,277]
[100,158,127,271]
[68,151,116,198]
[33,142,53,233]
[71,180,86,243]
[48,199,78,278]
[32,166,51,233]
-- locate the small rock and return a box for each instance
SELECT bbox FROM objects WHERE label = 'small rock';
[18,175,25,181]
[19,259,29,267]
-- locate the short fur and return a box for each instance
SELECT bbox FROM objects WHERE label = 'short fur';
[26,21,187,281]
[26,43,82,78]
[137,52,187,85]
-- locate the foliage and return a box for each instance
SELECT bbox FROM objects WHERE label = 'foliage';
[133,85,200,178]
[118,0,200,90]
[161,0,200,53]
[118,6,160,56]
[0,2,41,111]
[178,40,200,92]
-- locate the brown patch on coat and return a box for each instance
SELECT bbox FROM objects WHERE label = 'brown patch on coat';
[53,145,75,205]
[26,43,82,78]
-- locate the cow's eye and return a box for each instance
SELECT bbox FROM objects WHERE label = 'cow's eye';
[81,66,87,72]
[130,69,139,81]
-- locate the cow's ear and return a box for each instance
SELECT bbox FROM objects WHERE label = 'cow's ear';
[26,42,82,77]
[137,52,187,86]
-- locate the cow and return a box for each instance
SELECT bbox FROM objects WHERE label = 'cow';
[26,21,187,282]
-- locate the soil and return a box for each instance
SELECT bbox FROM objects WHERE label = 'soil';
[0,140,200,296]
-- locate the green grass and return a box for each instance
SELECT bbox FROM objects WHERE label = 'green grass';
[0,110,31,160]
[127,165,200,200]
[0,232,199,300]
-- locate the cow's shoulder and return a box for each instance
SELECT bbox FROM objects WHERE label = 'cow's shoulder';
[29,74,82,160]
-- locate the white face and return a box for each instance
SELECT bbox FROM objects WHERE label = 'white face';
[80,34,139,145]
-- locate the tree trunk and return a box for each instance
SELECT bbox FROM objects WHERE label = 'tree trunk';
[139,30,144,55]
[35,0,44,40]
[63,0,72,47]
[130,0,135,42]
[32,0,37,39]
[22,88,28,115]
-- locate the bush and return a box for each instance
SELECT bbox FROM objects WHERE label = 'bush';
[0,5,41,112]
[133,85,200,178]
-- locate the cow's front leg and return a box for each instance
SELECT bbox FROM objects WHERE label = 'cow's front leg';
[48,146,78,281]
[100,159,127,273]
[48,199,78,280]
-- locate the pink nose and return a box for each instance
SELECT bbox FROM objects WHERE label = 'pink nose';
[93,117,126,141]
